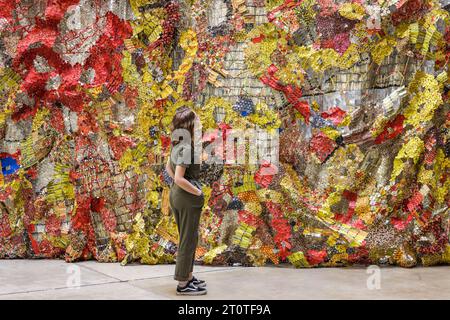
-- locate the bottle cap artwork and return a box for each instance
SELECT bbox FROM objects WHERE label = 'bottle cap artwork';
[0,0,448,268]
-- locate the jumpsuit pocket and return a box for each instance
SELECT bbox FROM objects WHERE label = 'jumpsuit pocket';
[170,184,204,209]
[191,194,205,208]
[189,179,204,208]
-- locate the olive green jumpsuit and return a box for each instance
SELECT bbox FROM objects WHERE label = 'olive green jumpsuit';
[169,143,204,281]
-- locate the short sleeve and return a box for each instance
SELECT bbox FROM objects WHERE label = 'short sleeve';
[172,144,192,168]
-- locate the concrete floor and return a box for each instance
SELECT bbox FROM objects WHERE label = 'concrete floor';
[0,260,448,299]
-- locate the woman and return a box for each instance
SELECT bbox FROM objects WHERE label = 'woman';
[165,106,207,295]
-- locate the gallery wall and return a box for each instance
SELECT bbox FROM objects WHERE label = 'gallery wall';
[0,0,448,267]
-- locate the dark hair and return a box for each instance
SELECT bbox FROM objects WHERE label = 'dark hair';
[170,106,196,146]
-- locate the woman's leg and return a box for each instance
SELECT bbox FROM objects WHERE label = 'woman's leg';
[170,205,184,283]
[188,223,199,275]
[174,204,201,282]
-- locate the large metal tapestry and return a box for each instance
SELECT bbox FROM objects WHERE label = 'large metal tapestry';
[0,0,449,268]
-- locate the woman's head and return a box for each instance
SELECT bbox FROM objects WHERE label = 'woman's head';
[170,106,200,145]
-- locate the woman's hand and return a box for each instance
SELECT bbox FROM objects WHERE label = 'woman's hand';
[195,188,203,196]
[174,165,203,196]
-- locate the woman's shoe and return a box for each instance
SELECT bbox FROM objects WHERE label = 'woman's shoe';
[176,281,207,295]
[189,276,206,288]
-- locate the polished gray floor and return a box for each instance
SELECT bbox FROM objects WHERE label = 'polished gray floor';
[0,260,448,299]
